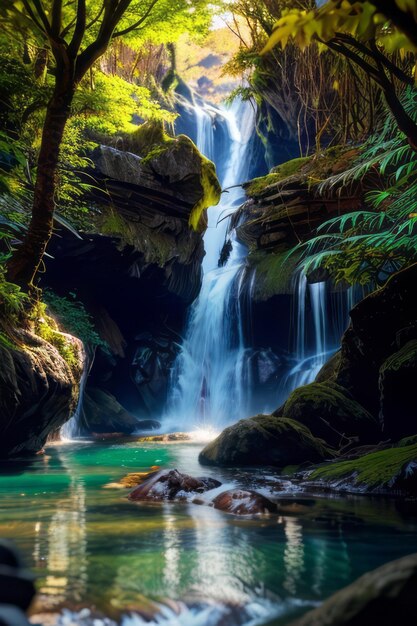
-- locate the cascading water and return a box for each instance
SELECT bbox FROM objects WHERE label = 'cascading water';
[165,98,257,430]
[279,274,364,399]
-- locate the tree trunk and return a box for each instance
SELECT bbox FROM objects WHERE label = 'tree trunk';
[7,82,74,290]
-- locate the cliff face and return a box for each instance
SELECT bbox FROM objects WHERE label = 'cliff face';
[0,329,84,457]
[43,133,221,423]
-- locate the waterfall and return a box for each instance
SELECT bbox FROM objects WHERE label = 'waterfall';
[279,274,364,399]
[165,98,257,430]
[60,349,93,440]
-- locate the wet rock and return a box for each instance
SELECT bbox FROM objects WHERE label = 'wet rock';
[0,329,83,457]
[315,351,341,383]
[306,442,417,495]
[128,469,221,502]
[83,387,160,434]
[212,489,277,515]
[288,553,417,626]
[282,382,380,448]
[379,340,417,439]
[199,415,332,467]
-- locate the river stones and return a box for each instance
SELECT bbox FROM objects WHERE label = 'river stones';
[128,469,221,502]
[288,553,417,626]
[212,489,277,515]
[199,415,332,467]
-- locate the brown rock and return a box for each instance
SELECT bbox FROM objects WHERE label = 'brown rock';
[128,469,221,502]
[212,489,277,515]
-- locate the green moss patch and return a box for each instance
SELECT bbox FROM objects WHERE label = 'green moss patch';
[309,443,417,490]
[246,156,311,197]
[247,248,301,299]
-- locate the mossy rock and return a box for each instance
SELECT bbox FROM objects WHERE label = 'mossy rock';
[282,382,380,448]
[379,340,417,439]
[246,248,302,299]
[315,351,342,383]
[308,443,417,495]
[288,553,417,626]
[245,156,311,197]
[199,415,333,468]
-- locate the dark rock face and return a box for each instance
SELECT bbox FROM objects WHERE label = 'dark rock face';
[335,263,417,439]
[288,553,417,626]
[199,415,332,467]
[212,489,277,515]
[82,387,160,434]
[281,382,380,448]
[128,469,221,502]
[0,330,83,457]
[43,134,220,426]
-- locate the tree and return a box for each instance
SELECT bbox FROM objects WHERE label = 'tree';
[0,0,211,290]
[262,0,417,149]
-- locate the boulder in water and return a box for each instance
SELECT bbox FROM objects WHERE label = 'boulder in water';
[128,469,221,502]
[288,553,417,626]
[212,489,277,515]
[83,387,160,434]
[281,382,380,448]
[199,415,332,467]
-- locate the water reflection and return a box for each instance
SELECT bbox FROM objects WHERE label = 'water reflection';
[1,440,417,624]
[33,450,88,607]
[282,518,304,595]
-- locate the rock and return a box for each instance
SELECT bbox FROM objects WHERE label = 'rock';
[315,351,341,383]
[0,329,83,457]
[288,553,417,626]
[336,263,417,418]
[83,387,160,434]
[212,489,277,515]
[306,442,417,495]
[379,340,417,439]
[128,469,221,502]
[199,415,332,467]
[282,382,380,448]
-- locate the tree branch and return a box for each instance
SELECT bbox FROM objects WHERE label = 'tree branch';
[112,0,160,38]
[68,0,86,57]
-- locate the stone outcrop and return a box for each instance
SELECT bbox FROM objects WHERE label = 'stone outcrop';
[0,329,84,457]
[43,131,222,426]
[82,387,160,434]
[288,553,417,626]
[199,415,332,468]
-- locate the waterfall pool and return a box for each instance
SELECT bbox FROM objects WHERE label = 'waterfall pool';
[1,439,417,625]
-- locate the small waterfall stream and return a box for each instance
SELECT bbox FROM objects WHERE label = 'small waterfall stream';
[165,98,257,430]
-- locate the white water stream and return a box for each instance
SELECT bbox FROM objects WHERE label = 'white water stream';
[165,99,256,430]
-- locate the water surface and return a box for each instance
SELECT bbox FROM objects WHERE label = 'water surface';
[1,440,417,624]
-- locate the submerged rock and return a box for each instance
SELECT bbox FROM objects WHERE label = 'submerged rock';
[288,553,417,626]
[212,489,277,515]
[0,329,83,457]
[128,469,221,502]
[281,382,380,448]
[199,415,332,467]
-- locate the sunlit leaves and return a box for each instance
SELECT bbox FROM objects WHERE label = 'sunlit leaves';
[262,0,417,55]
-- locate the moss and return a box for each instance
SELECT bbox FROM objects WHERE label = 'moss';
[246,156,311,196]
[199,414,333,467]
[399,435,417,447]
[283,382,379,447]
[309,443,417,490]
[189,154,221,231]
[31,303,80,370]
[247,248,301,299]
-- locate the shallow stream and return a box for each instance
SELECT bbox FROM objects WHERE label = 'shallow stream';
[1,439,417,625]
